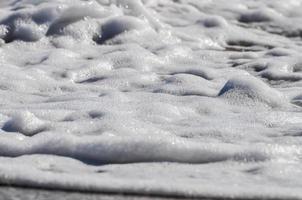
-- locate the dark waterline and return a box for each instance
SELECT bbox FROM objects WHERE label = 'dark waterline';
[0,186,295,200]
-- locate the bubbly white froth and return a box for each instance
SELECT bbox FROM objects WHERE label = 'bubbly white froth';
[0,0,302,198]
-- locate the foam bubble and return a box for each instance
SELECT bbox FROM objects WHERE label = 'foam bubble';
[2,111,48,136]
[46,5,109,36]
[219,75,287,107]
[94,16,149,44]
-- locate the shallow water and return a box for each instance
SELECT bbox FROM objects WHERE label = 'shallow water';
[0,0,302,199]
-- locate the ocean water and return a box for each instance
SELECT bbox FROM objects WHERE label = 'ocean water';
[0,0,302,199]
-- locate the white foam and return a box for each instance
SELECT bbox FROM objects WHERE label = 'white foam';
[0,132,269,163]
[2,111,48,136]
[95,16,150,44]
[0,0,302,198]
[219,75,287,107]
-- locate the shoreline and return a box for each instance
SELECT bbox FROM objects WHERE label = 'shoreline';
[0,185,297,200]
